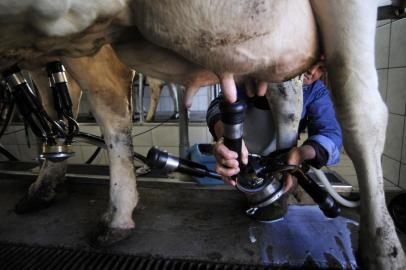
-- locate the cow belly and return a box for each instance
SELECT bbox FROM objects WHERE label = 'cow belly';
[134,0,318,81]
[113,30,219,87]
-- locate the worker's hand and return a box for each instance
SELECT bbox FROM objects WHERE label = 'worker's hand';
[213,137,248,186]
[285,145,316,192]
[303,56,326,85]
[283,147,304,192]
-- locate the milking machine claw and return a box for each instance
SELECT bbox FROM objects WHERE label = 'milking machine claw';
[2,62,79,162]
[146,145,341,221]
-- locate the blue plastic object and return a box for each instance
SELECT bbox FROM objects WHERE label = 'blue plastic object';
[188,144,224,185]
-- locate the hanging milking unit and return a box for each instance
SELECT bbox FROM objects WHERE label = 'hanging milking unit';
[2,62,79,162]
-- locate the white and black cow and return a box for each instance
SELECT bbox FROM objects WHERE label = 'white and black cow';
[0,1,404,269]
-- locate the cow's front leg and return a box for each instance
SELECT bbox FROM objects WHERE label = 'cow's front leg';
[311,1,405,269]
[63,45,137,246]
[14,66,82,213]
[146,77,164,122]
[96,120,136,246]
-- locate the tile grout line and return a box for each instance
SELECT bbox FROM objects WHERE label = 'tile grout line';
[399,103,406,187]
[376,21,392,29]
[384,67,389,102]
[377,66,406,70]
[384,21,402,187]
[383,153,402,163]
[388,112,406,117]
[387,21,392,74]
[384,21,391,102]
[383,177,402,190]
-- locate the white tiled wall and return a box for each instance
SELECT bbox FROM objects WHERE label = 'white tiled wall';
[387,68,406,115]
[132,126,153,146]
[131,124,212,157]
[326,151,402,192]
[389,18,406,68]
[383,155,401,184]
[403,129,406,164]
[375,22,391,69]
[0,125,40,162]
[375,17,406,189]
[71,125,102,164]
[384,113,404,161]
[377,69,388,100]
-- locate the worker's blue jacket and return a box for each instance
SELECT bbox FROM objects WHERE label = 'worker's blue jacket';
[206,80,343,168]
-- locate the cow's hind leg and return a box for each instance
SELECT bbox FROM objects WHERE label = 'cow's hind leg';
[63,45,137,246]
[311,1,405,269]
[15,67,82,213]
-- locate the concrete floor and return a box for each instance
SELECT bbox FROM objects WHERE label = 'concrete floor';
[0,176,405,269]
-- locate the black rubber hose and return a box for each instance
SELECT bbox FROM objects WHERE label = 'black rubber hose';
[0,98,15,139]
[293,169,341,218]
[0,144,18,161]
[133,151,148,164]
[75,132,148,164]
[75,132,105,147]
[85,147,101,164]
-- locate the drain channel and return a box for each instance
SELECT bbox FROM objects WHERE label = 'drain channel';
[0,242,273,270]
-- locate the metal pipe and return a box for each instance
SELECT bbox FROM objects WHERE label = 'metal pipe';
[177,85,189,159]
[138,73,144,123]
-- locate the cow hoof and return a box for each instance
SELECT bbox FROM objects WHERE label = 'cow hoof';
[91,224,135,247]
[14,194,54,214]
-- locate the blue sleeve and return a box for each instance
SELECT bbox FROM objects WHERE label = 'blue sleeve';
[206,95,222,140]
[305,82,343,166]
